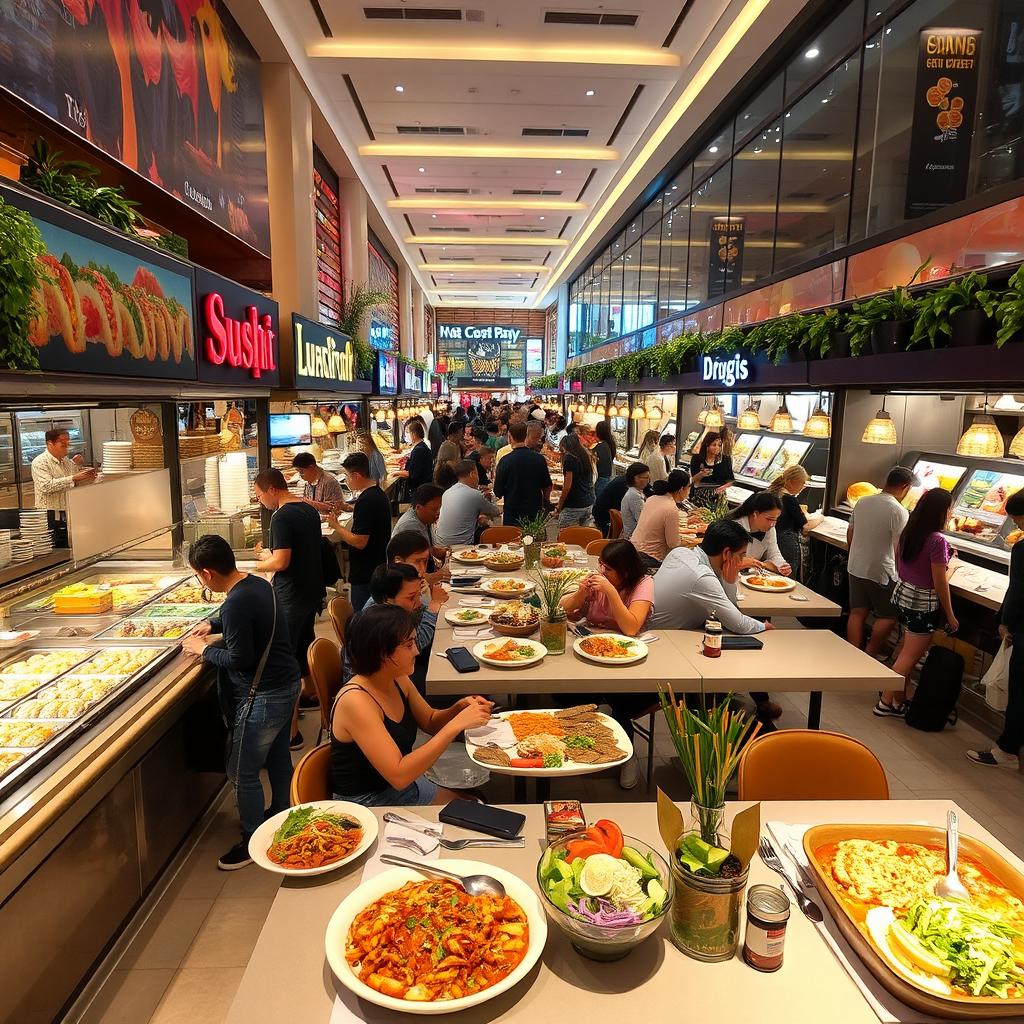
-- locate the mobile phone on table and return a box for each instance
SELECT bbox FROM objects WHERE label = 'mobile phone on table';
[721,635,764,650]
[446,646,480,672]
[451,576,482,588]
[439,799,526,839]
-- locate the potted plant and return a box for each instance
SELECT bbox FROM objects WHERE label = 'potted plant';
[0,196,48,371]
[517,511,551,568]
[847,258,929,355]
[910,271,997,349]
[745,314,807,364]
[337,280,390,379]
[806,308,850,359]
[996,266,1024,348]
[530,565,586,655]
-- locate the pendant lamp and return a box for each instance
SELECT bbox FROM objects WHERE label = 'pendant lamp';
[645,402,663,419]
[738,401,761,430]
[862,398,897,445]
[769,396,793,433]
[697,398,709,426]
[631,404,645,420]
[327,411,346,433]
[705,403,725,429]
[1009,424,1024,458]
[803,394,831,438]
[957,416,1005,457]
[311,416,328,438]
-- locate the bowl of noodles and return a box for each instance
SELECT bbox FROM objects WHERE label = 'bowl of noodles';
[248,801,378,876]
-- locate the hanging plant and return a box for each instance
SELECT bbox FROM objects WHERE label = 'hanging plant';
[337,280,391,379]
[0,197,47,370]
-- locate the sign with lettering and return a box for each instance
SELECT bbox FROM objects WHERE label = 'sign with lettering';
[292,314,367,391]
[195,269,279,386]
[905,28,982,218]
[699,350,753,388]
[438,323,527,383]
[707,218,745,299]
[437,324,524,344]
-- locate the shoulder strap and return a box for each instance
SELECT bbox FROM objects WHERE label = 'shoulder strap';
[246,580,277,700]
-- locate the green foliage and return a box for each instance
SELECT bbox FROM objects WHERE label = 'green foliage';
[996,266,1024,348]
[910,272,997,349]
[337,280,391,378]
[398,355,429,372]
[0,197,47,370]
[530,372,559,389]
[805,308,844,358]
[746,313,809,364]
[147,232,189,259]
[846,257,929,356]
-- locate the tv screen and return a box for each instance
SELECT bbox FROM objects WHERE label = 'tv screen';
[268,413,311,447]
[377,351,398,395]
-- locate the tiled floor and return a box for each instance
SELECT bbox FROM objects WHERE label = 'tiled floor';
[72,620,1024,1024]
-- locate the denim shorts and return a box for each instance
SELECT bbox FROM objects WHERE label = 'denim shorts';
[335,777,438,807]
[899,606,943,635]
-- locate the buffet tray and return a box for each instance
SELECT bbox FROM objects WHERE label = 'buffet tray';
[93,619,194,642]
[803,823,1024,1019]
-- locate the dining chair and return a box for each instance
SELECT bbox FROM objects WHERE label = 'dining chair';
[290,742,332,804]
[480,526,523,544]
[328,594,353,645]
[557,526,602,548]
[307,636,343,744]
[608,509,623,539]
[586,538,612,556]
[737,729,889,801]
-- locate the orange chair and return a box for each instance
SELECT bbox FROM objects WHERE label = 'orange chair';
[290,742,332,804]
[586,538,612,557]
[480,526,523,544]
[737,730,889,801]
[328,595,353,645]
[558,526,602,548]
[608,509,624,539]
[307,636,343,744]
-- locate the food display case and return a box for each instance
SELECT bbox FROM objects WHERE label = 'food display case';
[728,429,829,498]
[902,457,968,512]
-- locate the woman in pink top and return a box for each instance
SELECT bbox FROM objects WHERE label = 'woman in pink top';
[878,488,958,716]
[629,469,692,566]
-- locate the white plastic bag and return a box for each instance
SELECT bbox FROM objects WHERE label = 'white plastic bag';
[983,641,1011,712]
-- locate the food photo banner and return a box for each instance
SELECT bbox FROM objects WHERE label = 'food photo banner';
[437,323,526,384]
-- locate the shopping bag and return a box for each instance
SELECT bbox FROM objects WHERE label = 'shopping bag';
[983,641,1011,712]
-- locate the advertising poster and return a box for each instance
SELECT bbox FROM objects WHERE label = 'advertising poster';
[904,459,966,511]
[730,433,760,472]
[375,351,397,395]
[949,468,1024,542]
[526,337,543,374]
[905,28,983,218]
[0,0,270,253]
[762,438,811,481]
[740,436,783,479]
[707,217,745,298]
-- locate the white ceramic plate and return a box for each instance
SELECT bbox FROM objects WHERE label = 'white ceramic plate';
[248,801,378,877]
[479,578,534,597]
[452,548,489,564]
[739,572,796,593]
[444,608,489,627]
[572,632,650,666]
[472,636,546,668]
[325,861,547,1015]
[465,709,633,777]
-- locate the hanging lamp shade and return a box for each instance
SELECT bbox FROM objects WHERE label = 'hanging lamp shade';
[645,403,662,419]
[704,404,725,429]
[957,415,1005,458]
[1010,424,1024,458]
[862,409,897,445]
[769,399,793,433]
[697,406,708,426]
[631,405,645,420]
[327,413,346,433]
[738,405,761,430]
[311,416,328,438]
[804,407,832,438]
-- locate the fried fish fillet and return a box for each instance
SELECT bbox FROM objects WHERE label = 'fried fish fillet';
[472,746,512,767]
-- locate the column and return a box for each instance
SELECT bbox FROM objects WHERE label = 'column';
[399,263,414,358]
[339,178,369,291]
[555,283,569,372]
[412,286,425,361]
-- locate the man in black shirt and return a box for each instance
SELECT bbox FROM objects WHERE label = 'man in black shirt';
[332,451,393,611]
[493,420,552,527]
[395,419,433,497]
[183,535,300,870]
[255,468,325,750]
[592,465,640,536]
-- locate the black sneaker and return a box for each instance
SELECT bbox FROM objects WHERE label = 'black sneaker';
[217,842,253,871]
[873,699,906,718]
[289,731,304,751]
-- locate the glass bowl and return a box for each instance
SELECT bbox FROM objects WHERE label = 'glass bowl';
[536,831,673,961]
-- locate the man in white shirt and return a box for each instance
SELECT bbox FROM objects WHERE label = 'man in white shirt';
[435,460,500,547]
[846,466,918,658]
[31,428,97,511]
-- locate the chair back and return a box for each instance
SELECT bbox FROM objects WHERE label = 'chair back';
[307,636,343,736]
[608,509,623,539]
[480,526,523,544]
[328,595,353,645]
[558,526,602,548]
[290,742,332,804]
[586,538,612,556]
[737,730,889,801]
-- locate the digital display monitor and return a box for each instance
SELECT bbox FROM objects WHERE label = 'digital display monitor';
[268,413,311,448]
[376,351,398,395]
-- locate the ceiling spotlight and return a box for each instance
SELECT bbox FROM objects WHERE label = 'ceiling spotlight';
[585,89,595,96]
[555,168,562,174]
[431,213,437,218]
[709,145,719,154]
[418,166,426,173]
[805,47,820,58]
[394,84,405,92]
[539,215,545,220]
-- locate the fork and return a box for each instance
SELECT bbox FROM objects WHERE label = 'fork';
[382,812,442,837]
[758,836,824,922]
[387,835,526,854]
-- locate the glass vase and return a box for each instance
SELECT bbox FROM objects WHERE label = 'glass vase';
[539,610,567,654]
[524,541,540,569]
[690,800,730,848]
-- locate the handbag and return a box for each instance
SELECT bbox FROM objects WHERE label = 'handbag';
[983,639,1012,712]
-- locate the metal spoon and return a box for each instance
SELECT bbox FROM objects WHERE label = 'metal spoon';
[379,853,506,897]
[935,809,970,901]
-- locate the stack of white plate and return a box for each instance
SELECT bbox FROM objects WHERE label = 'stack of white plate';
[102,440,133,474]
[19,510,52,556]
[218,452,249,512]
[0,532,12,568]
[204,456,222,509]
[11,539,34,563]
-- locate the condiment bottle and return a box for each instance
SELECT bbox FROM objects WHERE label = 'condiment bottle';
[743,885,791,972]
[703,613,722,658]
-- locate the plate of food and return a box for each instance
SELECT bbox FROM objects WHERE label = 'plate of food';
[479,577,534,597]
[488,601,540,637]
[573,633,649,666]
[325,860,545,1013]
[467,705,633,776]
[803,823,1024,1017]
[472,637,546,667]
[484,550,525,570]
[249,801,378,877]
[739,571,796,593]
[445,608,490,627]
[452,548,489,564]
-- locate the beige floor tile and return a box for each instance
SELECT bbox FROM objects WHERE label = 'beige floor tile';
[80,968,174,1024]
[150,967,245,1024]
[120,898,214,971]
[218,864,283,901]
[180,899,273,969]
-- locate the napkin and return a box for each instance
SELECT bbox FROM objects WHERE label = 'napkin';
[453,627,496,641]
[465,718,516,748]
[765,822,942,1024]
[456,595,495,607]
[329,811,444,1022]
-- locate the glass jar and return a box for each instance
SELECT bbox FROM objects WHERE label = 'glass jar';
[743,885,791,972]
[539,610,567,654]
[523,540,540,568]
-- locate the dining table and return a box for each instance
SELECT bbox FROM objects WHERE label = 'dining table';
[225,799,1011,1024]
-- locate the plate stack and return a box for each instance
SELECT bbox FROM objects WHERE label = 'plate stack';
[204,456,222,509]
[11,538,35,563]
[0,530,11,569]
[102,440,134,474]
[218,452,249,512]
[131,443,164,470]
[19,509,52,557]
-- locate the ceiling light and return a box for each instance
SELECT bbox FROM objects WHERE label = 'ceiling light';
[408,235,569,246]
[387,198,585,211]
[327,413,346,433]
[585,89,595,96]
[359,142,616,160]
[705,404,724,429]
[709,145,719,153]
[803,408,831,438]
[394,84,405,92]
[805,47,820,58]
[862,408,897,445]
[769,397,793,433]
[738,405,761,430]
[631,405,645,420]
[555,168,562,174]
[418,166,425,173]
[311,416,328,438]
[539,215,545,220]
[419,263,551,272]
[957,415,1005,458]
[431,213,437,218]
[697,400,709,426]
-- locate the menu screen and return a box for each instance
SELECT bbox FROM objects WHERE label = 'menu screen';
[762,439,811,481]
[741,437,783,479]
[731,433,760,472]
[948,469,1024,543]
[904,459,967,512]
[681,430,702,456]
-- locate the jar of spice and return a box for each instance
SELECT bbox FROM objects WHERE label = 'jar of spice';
[703,613,722,658]
[743,885,791,972]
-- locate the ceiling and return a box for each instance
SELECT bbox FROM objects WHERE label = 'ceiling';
[240,0,815,310]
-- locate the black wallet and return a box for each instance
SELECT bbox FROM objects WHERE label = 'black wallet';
[438,799,526,839]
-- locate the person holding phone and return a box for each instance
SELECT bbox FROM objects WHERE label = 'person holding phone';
[689,431,734,506]
[331,605,492,806]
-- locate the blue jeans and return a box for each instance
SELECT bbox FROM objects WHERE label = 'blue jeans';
[228,680,300,842]
[595,476,610,498]
[558,506,592,528]
[335,777,438,806]
[350,582,372,612]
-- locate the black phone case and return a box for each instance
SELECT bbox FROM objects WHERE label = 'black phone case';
[721,635,764,650]
[438,799,526,839]
[446,646,480,672]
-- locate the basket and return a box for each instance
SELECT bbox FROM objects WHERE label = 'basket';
[489,616,540,637]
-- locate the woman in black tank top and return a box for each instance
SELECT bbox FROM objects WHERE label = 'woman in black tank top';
[330,606,493,807]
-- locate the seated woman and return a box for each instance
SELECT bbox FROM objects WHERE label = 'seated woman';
[331,604,492,806]
[630,469,695,568]
[728,490,790,575]
[558,540,655,791]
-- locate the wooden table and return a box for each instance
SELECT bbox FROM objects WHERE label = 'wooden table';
[735,576,841,618]
[665,629,902,729]
[226,800,1005,1024]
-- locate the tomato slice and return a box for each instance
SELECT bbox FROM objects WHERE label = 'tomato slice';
[592,819,624,858]
[566,839,606,862]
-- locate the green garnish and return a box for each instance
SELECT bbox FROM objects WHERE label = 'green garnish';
[565,735,595,750]
[406,916,419,930]
[543,753,564,768]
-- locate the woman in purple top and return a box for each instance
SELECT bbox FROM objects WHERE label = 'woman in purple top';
[878,488,958,716]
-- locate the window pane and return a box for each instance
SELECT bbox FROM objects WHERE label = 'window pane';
[849,31,882,242]
[693,123,734,181]
[638,229,660,327]
[785,0,865,101]
[735,72,784,147]
[775,56,858,272]
[624,216,642,248]
[608,256,624,338]
[730,119,782,286]
[597,260,612,341]
[658,198,691,319]
[687,166,733,306]
[621,244,641,335]
[663,164,693,214]
[641,195,663,235]
[610,231,626,259]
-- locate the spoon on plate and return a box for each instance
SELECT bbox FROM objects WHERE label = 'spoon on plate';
[379,854,506,897]
[934,809,969,901]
